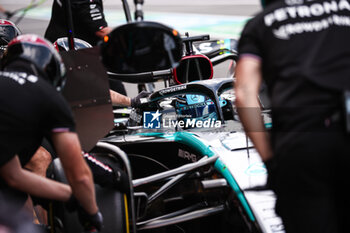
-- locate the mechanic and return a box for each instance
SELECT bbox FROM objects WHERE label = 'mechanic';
[0,34,102,231]
[44,0,127,95]
[1,21,130,226]
[235,0,350,232]
[1,19,55,224]
[45,0,110,46]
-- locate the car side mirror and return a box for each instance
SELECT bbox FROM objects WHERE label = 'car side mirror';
[173,55,213,84]
[101,21,183,74]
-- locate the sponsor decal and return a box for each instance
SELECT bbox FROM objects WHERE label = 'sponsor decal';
[178,149,197,162]
[159,85,187,96]
[264,0,350,39]
[0,72,38,85]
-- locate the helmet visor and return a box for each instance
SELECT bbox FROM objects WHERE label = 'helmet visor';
[0,26,19,45]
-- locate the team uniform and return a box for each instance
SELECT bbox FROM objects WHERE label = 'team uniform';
[0,70,74,166]
[0,66,75,206]
[238,0,350,232]
[45,0,108,46]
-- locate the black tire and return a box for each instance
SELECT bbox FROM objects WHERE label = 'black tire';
[49,158,129,233]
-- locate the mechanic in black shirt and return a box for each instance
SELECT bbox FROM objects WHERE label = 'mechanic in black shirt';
[0,34,102,231]
[44,0,126,95]
[45,0,111,46]
[235,0,350,232]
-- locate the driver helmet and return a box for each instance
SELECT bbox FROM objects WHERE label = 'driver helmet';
[53,37,92,51]
[1,34,66,91]
[0,19,21,57]
[175,94,227,128]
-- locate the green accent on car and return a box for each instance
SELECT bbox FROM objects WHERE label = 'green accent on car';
[137,131,256,222]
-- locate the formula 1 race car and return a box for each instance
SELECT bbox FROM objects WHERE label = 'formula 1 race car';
[98,78,282,233]
[50,79,281,233]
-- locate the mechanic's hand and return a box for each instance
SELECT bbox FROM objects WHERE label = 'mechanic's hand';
[78,209,103,232]
[130,91,151,108]
[64,195,103,231]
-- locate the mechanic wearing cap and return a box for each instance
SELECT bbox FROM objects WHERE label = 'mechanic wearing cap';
[44,0,127,95]
[0,34,102,231]
[235,0,350,232]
